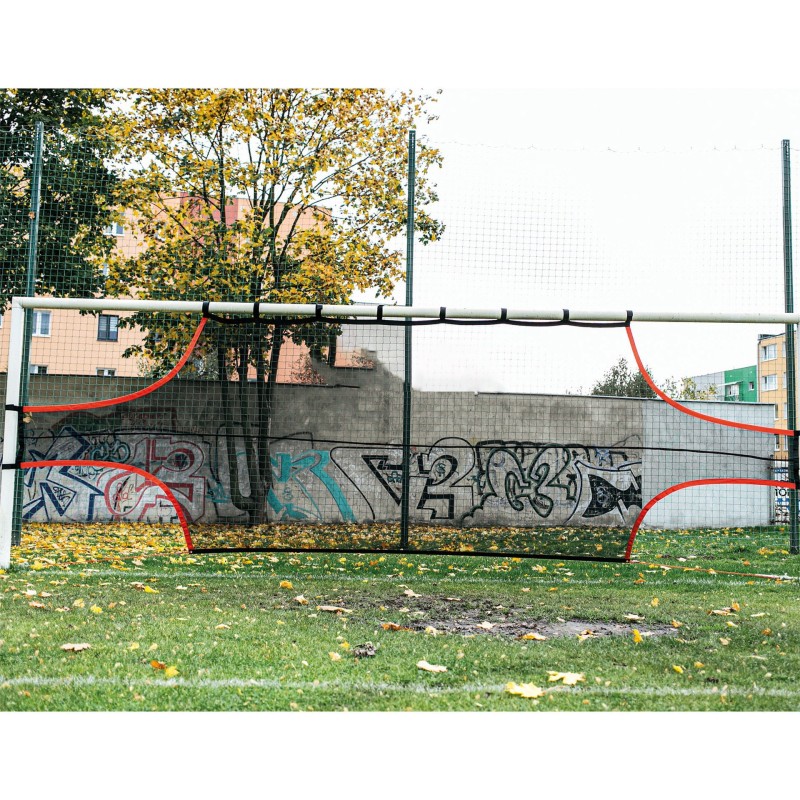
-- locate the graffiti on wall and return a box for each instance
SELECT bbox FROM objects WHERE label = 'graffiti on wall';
[329,437,642,527]
[10,413,643,528]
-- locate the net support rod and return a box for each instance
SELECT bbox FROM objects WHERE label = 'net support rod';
[13,123,44,548]
[400,129,416,550]
[782,139,799,554]
[17,296,800,325]
[1,300,26,570]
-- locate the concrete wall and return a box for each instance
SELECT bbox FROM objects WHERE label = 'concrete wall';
[0,370,779,531]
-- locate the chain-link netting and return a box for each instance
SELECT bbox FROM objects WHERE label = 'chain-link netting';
[2,119,799,564]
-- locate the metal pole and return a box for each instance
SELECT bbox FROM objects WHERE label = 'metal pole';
[782,140,799,554]
[1,300,26,568]
[11,122,44,547]
[400,130,416,550]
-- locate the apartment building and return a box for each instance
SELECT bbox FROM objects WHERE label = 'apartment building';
[0,196,357,385]
[757,331,796,461]
[688,365,757,402]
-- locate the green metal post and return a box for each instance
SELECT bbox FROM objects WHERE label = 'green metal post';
[782,140,799,554]
[11,122,44,546]
[400,130,416,550]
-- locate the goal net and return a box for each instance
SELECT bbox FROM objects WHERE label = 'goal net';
[1,298,795,568]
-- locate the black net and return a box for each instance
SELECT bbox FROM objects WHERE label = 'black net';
[15,309,791,562]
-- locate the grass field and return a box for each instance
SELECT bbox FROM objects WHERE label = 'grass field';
[1,522,798,714]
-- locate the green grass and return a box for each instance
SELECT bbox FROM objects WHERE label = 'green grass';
[1,523,798,711]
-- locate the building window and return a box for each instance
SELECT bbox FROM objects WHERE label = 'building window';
[29,364,47,375]
[103,222,124,236]
[32,310,50,337]
[775,404,780,419]
[749,381,754,391]
[96,368,116,377]
[762,344,777,361]
[762,374,777,391]
[784,372,787,388]
[97,314,119,342]
[726,384,739,398]
[784,403,788,419]
[775,435,783,452]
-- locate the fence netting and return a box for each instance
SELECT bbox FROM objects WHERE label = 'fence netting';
[2,123,799,561]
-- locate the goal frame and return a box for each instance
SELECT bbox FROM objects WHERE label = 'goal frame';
[3,295,800,569]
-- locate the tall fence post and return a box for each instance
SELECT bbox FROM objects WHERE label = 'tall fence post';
[400,129,416,551]
[782,139,799,554]
[11,122,44,547]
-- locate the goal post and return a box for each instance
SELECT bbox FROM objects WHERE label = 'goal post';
[2,296,799,569]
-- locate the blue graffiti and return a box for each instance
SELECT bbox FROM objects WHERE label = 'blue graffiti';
[267,449,356,522]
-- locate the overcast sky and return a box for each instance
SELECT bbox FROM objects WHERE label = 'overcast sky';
[349,88,800,393]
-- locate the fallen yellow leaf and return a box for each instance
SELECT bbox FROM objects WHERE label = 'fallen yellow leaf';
[632,629,643,644]
[317,605,350,614]
[650,597,659,607]
[547,671,585,686]
[417,660,447,673]
[89,605,103,614]
[60,643,91,652]
[671,619,683,628]
[381,622,410,631]
[520,632,547,641]
[505,682,545,698]
[279,580,294,590]
[293,595,309,605]
[694,661,705,668]
[143,586,159,594]
[164,666,179,678]
[150,660,166,670]
[329,652,342,662]
[672,665,684,674]
[476,621,495,631]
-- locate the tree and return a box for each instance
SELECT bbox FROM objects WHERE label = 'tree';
[106,88,444,524]
[590,359,720,401]
[661,376,719,401]
[0,89,120,308]
[590,357,657,398]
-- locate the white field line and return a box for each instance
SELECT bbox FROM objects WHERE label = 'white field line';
[2,674,800,699]
[17,568,796,587]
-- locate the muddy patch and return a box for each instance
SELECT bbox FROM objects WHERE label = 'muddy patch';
[306,592,678,640]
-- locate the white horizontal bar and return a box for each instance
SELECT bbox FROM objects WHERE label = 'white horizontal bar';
[13,296,800,325]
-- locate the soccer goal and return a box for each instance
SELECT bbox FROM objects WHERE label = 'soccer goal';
[1,297,797,569]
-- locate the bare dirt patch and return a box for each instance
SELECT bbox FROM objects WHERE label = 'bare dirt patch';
[310,592,678,640]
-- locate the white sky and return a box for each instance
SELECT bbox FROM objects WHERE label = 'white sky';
[350,89,800,392]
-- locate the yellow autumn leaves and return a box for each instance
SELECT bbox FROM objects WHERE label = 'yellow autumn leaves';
[506,671,585,700]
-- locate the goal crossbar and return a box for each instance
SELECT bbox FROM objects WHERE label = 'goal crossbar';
[11,296,800,325]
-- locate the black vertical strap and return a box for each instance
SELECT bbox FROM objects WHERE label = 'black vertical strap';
[376,304,384,321]
[625,310,633,325]
[562,308,570,323]
[253,302,260,320]
[500,308,507,322]
[202,301,210,318]
[315,304,323,320]
[439,306,446,321]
